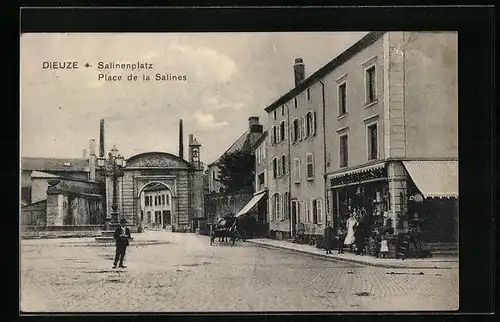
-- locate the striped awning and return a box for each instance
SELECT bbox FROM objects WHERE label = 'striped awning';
[403,160,458,198]
[236,191,267,217]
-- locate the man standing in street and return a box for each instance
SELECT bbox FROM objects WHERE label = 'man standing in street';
[324,222,334,254]
[113,218,131,269]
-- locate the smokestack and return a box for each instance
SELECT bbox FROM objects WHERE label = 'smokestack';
[179,119,184,159]
[89,139,96,181]
[293,58,305,86]
[99,119,105,157]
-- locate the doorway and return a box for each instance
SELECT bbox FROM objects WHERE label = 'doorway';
[163,210,172,225]
[291,200,298,236]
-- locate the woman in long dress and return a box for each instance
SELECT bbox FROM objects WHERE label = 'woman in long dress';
[344,213,357,247]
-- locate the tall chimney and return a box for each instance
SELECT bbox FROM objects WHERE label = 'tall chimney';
[99,119,105,157]
[89,139,96,181]
[293,58,305,86]
[179,119,184,159]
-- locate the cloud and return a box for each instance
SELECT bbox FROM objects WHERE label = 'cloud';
[192,111,228,130]
[167,44,238,83]
[201,95,245,112]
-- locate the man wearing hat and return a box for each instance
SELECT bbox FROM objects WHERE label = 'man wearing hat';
[113,218,131,269]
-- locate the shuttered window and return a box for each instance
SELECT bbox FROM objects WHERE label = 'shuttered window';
[306,152,314,180]
[293,158,301,183]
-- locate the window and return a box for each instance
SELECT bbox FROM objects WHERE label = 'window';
[263,139,267,159]
[279,121,285,142]
[212,171,216,180]
[166,195,170,205]
[277,157,283,177]
[162,194,165,205]
[283,192,289,220]
[256,147,261,164]
[154,196,157,206]
[340,134,348,167]
[293,158,301,183]
[300,116,306,140]
[305,112,313,137]
[272,126,277,144]
[272,158,278,179]
[306,152,314,180]
[281,154,287,176]
[294,97,298,108]
[311,198,323,224]
[272,193,281,221]
[281,105,285,116]
[338,82,347,115]
[365,65,376,104]
[307,88,311,100]
[258,172,265,189]
[147,211,151,222]
[312,199,318,224]
[367,122,378,160]
[273,110,277,120]
[292,118,299,143]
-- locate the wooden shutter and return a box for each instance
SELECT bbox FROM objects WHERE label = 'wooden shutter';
[317,198,323,223]
[313,112,317,136]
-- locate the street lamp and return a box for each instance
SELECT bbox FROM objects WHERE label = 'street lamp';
[97,145,125,230]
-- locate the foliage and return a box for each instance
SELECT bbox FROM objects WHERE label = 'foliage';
[216,150,255,194]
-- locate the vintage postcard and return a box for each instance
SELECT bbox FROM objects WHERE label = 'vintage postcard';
[20,31,459,312]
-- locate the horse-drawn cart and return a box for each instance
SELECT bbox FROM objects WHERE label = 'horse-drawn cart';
[209,215,246,246]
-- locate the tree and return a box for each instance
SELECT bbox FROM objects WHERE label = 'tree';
[216,149,255,194]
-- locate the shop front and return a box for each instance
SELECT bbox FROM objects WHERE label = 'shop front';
[402,160,459,252]
[328,162,390,254]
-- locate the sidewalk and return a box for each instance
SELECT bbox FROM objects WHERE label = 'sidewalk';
[247,238,459,269]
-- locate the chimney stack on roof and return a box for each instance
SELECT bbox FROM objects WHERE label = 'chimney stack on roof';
[248,116,263,134]
[89,139,96,181]
[293,58,305,87]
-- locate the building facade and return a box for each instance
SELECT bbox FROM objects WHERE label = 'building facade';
[141,183,173,228]
[262,31,458,248]
[324,31,458,246]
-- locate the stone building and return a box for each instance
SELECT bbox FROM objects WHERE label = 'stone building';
[204,117,264,224]
[262,31,458,249]
[102,120,205,233]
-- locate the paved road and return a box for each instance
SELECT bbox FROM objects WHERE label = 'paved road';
[20,231,458,312]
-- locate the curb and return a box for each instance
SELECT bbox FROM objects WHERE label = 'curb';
[56,241,172,247]
[247,240,458,270]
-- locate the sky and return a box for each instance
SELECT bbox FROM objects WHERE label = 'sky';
[20,32,368,165]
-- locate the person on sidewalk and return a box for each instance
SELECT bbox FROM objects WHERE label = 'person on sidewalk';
[337,226,346,254]
[344,212,357,252]
[323,222,334,254]
[113,218,131,269]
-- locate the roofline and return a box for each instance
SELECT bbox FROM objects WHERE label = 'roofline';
[252,131,269,149]
[208,130,249,166]
[126,151,190,167]
[264,31,386,113]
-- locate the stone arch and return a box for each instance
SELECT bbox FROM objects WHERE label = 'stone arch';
[137,181,175,198]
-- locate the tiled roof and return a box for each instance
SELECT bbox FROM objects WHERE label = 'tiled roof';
[21,157,89,172]
[208,131,249,166]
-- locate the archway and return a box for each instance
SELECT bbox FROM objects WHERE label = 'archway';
[138,181,174,230]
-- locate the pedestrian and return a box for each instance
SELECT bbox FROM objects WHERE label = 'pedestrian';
[323,222,334,254]
[113,218,131,269]
[354,214,365,255]
[344,212,357,251]
[337,226,346,254]
[380,232,389,258]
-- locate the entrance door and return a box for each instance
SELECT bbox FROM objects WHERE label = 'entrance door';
[291,200,298,236]
[163,210,172,225]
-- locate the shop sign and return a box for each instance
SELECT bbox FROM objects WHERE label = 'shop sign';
[409,193,424,203]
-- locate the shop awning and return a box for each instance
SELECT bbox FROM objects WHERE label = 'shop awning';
[402,160,458,198]
[236,191,267,217]
[329,162,386,179]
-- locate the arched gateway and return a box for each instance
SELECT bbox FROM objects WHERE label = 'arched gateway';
[104,147,205,232]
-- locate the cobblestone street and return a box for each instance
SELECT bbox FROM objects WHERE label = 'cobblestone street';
[20,232,459,312]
